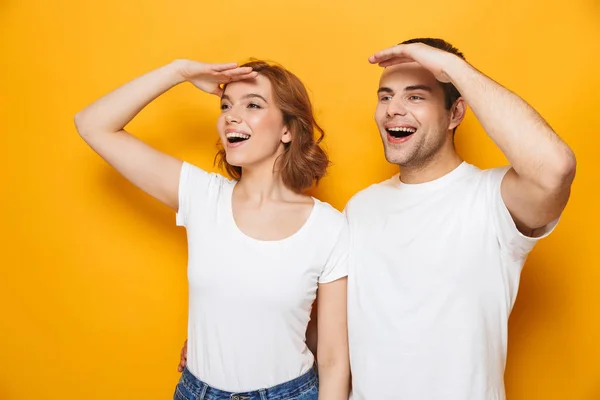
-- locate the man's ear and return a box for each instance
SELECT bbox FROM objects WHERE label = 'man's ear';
[449,98,466,131]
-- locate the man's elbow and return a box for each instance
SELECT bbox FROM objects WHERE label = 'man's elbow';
[557,145,577,182]
[541,145,576,192]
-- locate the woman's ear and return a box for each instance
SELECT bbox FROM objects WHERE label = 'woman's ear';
[281,126,292,144]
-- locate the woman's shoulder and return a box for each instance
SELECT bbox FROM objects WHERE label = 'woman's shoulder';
[183,161,236,187]
[312,198,346,230]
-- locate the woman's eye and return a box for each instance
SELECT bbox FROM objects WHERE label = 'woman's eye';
[220,104,230,111]
[248,103,261,109]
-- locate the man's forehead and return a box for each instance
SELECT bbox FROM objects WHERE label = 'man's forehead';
[379,63,439,89]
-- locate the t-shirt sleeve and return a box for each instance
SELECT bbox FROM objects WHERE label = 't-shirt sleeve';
[319,221,350,284]
[176,161,214,227]
[485,167,559,262]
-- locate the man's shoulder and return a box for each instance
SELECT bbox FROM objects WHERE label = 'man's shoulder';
[344,164,512,212]
[345,175,399,213]
[466,164,511,187]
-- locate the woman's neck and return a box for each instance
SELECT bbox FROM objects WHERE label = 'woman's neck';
[236,163,296,203]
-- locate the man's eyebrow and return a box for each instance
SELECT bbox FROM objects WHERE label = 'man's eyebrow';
[377,87,394,94]
[404,85,433,92]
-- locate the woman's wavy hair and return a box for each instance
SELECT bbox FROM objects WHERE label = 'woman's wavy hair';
[215,60,329,193]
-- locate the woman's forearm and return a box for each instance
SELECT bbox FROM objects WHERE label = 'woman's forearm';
[318,359,350,400]
[75,60,187,136]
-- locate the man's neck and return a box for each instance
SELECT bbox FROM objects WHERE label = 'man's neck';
[399,151,463,184]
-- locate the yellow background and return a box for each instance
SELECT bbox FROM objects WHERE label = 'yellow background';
[1,0,599,398]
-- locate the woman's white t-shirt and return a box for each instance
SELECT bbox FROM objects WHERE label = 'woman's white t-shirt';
[176,162,349,392]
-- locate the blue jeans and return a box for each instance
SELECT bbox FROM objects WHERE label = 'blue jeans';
[174,366,318,400]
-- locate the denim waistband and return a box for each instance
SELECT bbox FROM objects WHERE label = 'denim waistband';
[178,365,318,400]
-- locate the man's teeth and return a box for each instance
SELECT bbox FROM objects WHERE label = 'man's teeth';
[226,132,250,140]
[388,127,416,133]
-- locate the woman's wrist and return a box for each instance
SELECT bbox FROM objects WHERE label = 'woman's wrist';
[167,59,192,85]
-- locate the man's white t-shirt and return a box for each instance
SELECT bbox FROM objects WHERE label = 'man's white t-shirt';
[346,162,557,400]
[176,162,349,392]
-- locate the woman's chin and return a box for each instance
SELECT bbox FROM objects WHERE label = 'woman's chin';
[225,155,245,168]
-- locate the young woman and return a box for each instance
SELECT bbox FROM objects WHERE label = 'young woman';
[74,58,350,400]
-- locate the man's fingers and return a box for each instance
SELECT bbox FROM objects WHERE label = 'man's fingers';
[370,43,426,65]
[178,354,187,372]
[369,45,406,63]
[378,57,415,68]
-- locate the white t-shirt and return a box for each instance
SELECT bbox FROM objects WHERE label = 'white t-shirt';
[176,162,349,392]
[346,162,557,400]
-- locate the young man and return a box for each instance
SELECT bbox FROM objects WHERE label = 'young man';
[345,38,575,399]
